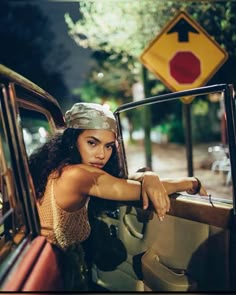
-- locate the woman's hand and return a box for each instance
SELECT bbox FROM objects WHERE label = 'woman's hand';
[199,186,208,196]
[186,177,208,196]
[141,172,170,221]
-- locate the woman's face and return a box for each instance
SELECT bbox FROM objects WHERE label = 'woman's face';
[77,129,116,169]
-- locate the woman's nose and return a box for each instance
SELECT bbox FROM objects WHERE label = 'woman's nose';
[96,147,105,159]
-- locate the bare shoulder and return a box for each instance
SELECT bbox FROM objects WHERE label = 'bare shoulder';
[59,164,108,194]
[61,164,86,179]
[61,163,105,182]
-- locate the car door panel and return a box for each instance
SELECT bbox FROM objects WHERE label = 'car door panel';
[2,236,62,292]
[91,84,236,291]
[92,188,234,290]
[141,203,231,291]
[120,206,147,254]
[97,196,232,291]
[91,204,147,291]
[142,247,197,292]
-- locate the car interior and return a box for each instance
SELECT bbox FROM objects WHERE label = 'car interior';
[0,64,236,292]
[88,84,236,292]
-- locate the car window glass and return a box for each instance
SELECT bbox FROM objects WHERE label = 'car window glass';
[0,113,26,257]
[19,108,52,156]
[121,92,232,204]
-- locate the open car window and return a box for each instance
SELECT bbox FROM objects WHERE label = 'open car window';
[116,84,236,205]
[19,108,53,156]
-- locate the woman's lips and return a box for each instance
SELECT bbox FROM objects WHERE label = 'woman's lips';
[91,163,104,169]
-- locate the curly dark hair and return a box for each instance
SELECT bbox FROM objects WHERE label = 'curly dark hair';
[29,128,123,199]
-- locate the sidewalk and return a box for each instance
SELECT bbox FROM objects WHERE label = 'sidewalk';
[125,142,233,202]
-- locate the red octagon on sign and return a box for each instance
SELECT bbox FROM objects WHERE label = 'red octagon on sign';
[169,51,201,84]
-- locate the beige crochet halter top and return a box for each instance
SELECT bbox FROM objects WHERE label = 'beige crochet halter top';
[37,179,91,250]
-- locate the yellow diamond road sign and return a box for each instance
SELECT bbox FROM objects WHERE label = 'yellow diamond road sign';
[140,11,228,100]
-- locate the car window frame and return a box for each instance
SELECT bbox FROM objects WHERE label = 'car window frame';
[0,82,40,236]
[114,83,236,213]
[0,65,66,289]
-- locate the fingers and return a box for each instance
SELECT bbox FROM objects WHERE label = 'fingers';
[157,194,170,221]
[142,187,149,210]
[141,173,170,221]
[166,194,170,212]
[199,186,208,196]
[142,175,170,221]
[187,177,208,196]
[154,192,170,221]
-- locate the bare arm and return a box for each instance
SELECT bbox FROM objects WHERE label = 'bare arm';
[129,171,208,220]
[54,164,142,211]
[129,172,207,195]
[54,165,207,222]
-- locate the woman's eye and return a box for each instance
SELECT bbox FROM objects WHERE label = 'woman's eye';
[87,140,96,146]
[106,144,114,150]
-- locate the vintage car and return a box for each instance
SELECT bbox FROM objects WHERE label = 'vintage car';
[0,64,236,292]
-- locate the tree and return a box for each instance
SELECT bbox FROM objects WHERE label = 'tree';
[66,0,236,90]
[65,1,177,87]
[65,1,236,168]
[190,2,236,87]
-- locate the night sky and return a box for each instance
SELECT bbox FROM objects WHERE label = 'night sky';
[35,0,92,91]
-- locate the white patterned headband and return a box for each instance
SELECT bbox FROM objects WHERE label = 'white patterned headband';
[65,103,117,134]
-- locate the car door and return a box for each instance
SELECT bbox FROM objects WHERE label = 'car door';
[91,84,236,292]
[0,64,65,292]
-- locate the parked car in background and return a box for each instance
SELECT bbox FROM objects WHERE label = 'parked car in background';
[0,64,236,292]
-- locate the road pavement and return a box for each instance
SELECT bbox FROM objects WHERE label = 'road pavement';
[125,142,233,202]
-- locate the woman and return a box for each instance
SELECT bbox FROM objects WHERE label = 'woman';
[29,102,207,290]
